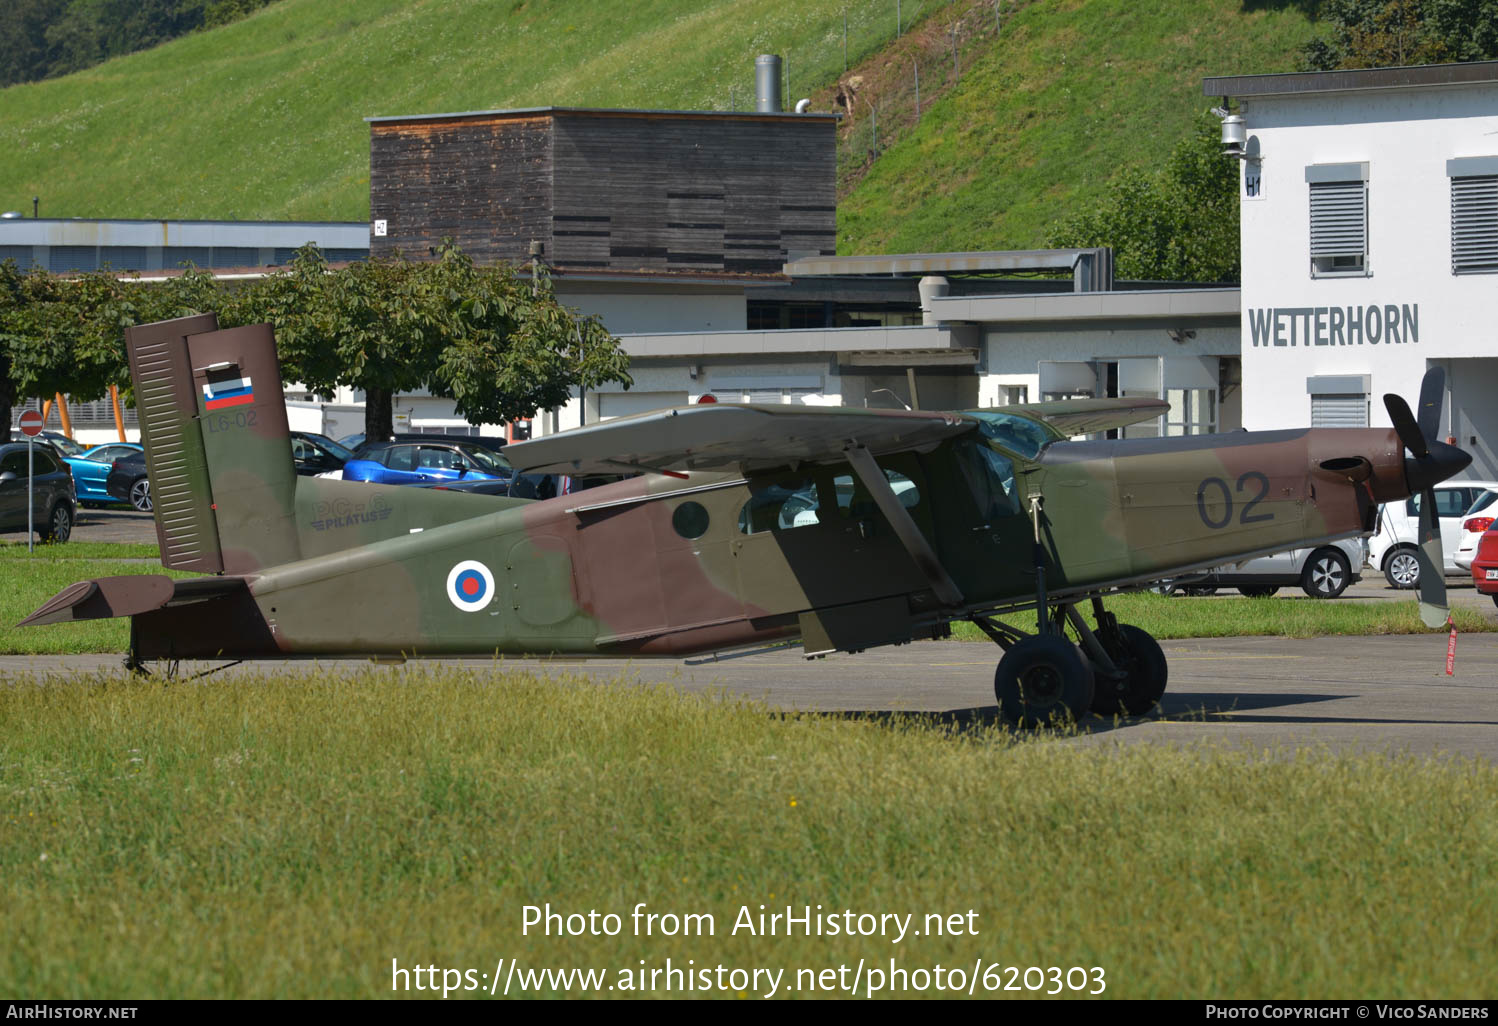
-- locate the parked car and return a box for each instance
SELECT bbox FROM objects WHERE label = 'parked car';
[38,430,85,457]
[1452,489,1498,571]
[1472,526,1498,610]
[105,452,152,512]
[1157,536,1368,599]
[63,442,143,506]
[1369,480,1498,589]
[290,431,356,477]
[341,440,513,486]
[0,441,76,541]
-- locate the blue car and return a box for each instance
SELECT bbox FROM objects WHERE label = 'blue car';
[64,442,143,506]
[341,440,513,486]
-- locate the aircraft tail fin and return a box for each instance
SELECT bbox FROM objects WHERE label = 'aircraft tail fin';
[125,315,302,574]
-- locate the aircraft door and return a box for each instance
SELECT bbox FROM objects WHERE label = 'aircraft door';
[922,436,1032,604]
[731,463,928,616]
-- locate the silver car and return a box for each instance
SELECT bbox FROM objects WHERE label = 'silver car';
[1158,536,1368,599]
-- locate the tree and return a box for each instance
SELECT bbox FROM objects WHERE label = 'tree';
[228,243,631,439]
[1045,117,1240,283]
[1301,0,1498,71]
[0,260,222,443]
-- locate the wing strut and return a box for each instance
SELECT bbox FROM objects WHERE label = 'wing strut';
[843,445,964,608]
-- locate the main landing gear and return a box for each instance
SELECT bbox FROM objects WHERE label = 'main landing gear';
[971,597,1168,728]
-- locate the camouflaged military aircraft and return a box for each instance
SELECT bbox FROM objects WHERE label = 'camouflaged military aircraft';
[20,314,1472,725]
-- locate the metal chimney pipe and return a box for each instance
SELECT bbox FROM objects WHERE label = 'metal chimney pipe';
[755,55,783,112]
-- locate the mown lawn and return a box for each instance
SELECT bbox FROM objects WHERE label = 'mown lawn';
[1,667,1494,998]
[3,544,1488,655]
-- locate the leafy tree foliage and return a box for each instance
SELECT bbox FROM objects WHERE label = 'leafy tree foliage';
[226,244,631,439]
[0,245,632,443]
[1300,0,1498,70]
[0,0,281,87]
[0,260,218,442]
[1045,117,1240,283]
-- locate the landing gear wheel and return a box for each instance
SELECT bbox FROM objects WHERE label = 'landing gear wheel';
[1238,586,1280,598]
[1089,623,1168,716]
[1385,548,1420,590]
[994,635,1095,728]
[1302,548,1351,599]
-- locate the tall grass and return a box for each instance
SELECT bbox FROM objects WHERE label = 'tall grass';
[1,665,1494,998]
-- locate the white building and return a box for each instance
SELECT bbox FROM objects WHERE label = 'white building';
[1205,61,1498,477]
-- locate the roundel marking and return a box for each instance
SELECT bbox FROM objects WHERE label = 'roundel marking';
[446,560,496,612]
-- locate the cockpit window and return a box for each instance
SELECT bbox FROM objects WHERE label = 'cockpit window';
[964,410,1056,460]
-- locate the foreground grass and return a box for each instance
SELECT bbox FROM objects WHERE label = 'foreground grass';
[951,590,1497,643]
[0,541,160,561]
[0,666,1494,998]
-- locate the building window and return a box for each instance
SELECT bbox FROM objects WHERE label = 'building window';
[1309,394,1368,428]
[1306,162,1369,278]
[1165,388,1216,436]
[1447,157,1498,275]
[1306,375,1370,428]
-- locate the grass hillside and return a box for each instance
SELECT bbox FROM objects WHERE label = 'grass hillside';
[0,0,1318,252]
[0,0,903,222]
[834,0,1317,254]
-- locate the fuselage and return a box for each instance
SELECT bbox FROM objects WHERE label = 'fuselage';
[129,417,1410,661]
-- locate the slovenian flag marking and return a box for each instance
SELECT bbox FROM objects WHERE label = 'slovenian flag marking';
[203,376,254,410]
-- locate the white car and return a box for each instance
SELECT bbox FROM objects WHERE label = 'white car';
[1453,489,1498,571]
[1368,480,1498,589]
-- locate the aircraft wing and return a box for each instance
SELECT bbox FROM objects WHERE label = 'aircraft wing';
[503,404,977,476]
[1005,397,1171,438]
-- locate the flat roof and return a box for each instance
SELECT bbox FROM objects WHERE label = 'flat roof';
[783,249,1109,277]
[367,106,839,125]
[1204,60,1498,99]
[928,287,1241,323]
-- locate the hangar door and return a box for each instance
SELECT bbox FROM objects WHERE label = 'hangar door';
[598,391,688,421]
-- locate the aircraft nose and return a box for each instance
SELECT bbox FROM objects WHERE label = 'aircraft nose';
[1405,439,1473,493]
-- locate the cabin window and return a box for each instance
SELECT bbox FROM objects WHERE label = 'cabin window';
[955,440,1019,521]
[672,501,710,539]
[737,479,822,534]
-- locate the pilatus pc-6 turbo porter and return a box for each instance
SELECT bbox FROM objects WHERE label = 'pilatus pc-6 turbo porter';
[21,315,1472,725]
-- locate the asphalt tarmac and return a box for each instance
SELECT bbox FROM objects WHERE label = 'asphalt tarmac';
[6,633,1497,762]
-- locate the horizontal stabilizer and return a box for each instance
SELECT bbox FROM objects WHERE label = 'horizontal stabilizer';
[18,575,249,627]
[504,404,976,477]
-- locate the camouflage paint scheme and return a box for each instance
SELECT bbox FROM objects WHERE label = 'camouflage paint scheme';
[19,316,1458,666]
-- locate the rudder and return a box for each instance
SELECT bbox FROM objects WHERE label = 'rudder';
[125,315,301,574]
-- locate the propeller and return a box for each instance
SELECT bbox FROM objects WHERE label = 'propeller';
[1383,367,1470,628]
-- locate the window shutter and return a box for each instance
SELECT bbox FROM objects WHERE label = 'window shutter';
[1309,181,1367,259]
[1451,175,1498,274]
[1310,394,1368,428]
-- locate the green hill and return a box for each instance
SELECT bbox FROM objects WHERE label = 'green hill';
[0,0,1318,253]
[0,0,902,222]
[834,0,1317,254]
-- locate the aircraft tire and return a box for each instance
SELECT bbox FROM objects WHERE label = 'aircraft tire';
[1089,623,1168,717]
[994,636,1095,728]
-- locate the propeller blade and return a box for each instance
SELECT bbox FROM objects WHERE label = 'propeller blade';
[1384,393,1429,459]
[1415,485,1448,629]
[1416,366,1446,442]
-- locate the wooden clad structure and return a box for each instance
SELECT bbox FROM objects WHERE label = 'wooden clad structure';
[367,107,838,274]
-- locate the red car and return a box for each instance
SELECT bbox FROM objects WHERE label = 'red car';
[1473,527,1498,610]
